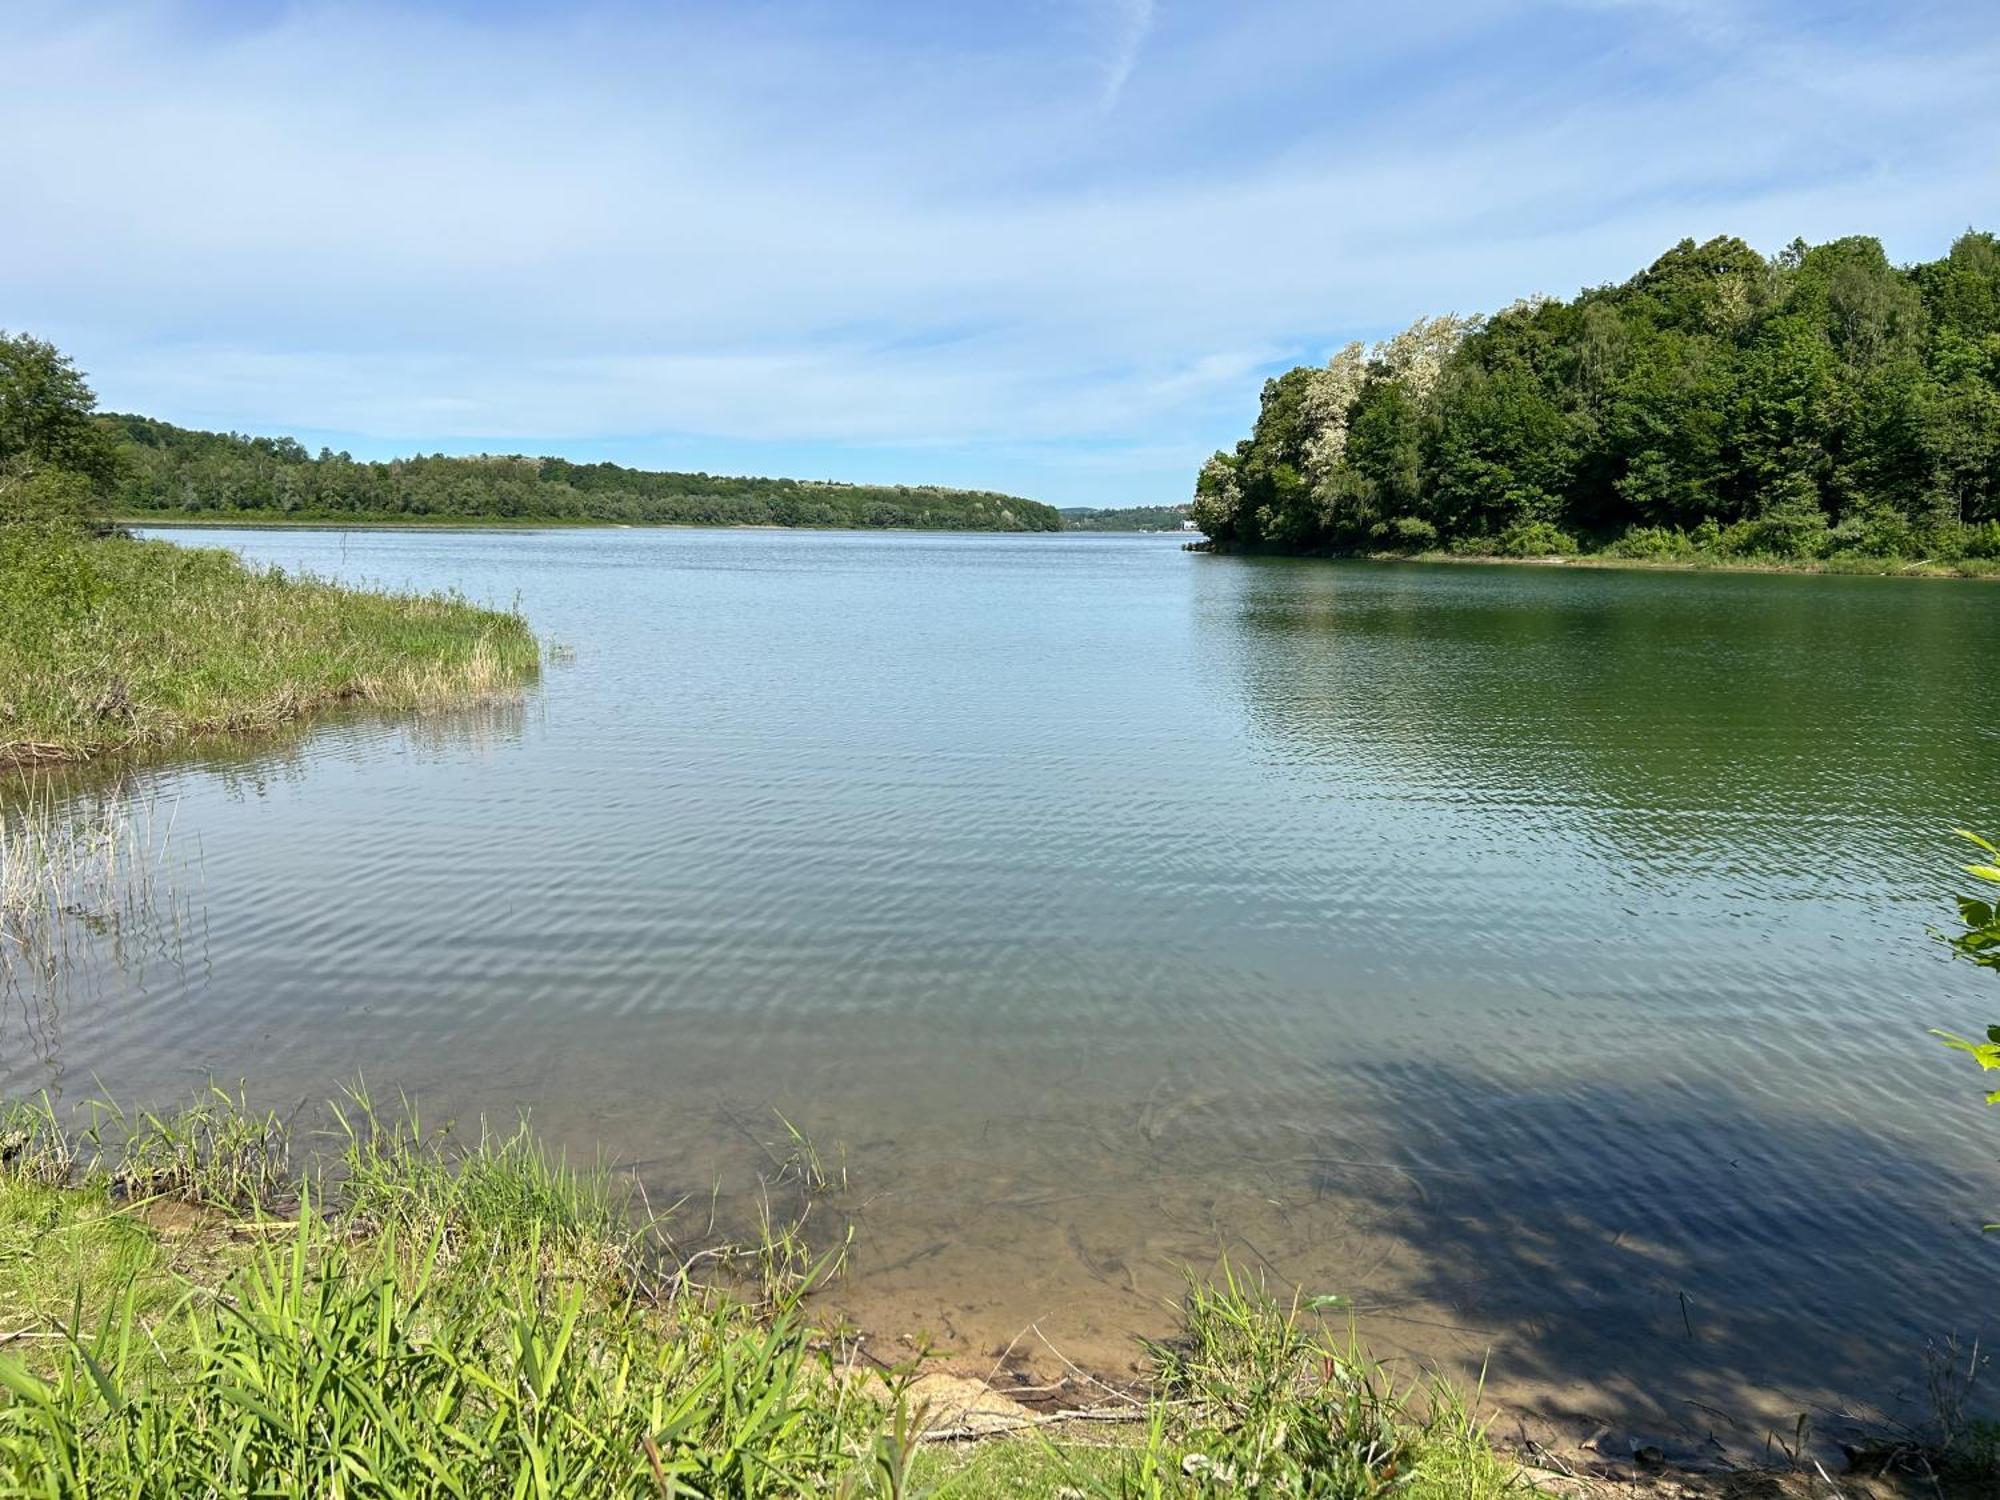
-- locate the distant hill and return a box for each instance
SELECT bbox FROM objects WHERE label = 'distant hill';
[102,414,1062,532]
[1058,504,1193,531]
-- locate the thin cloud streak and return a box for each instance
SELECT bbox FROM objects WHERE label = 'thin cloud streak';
[1095,0,1156,112]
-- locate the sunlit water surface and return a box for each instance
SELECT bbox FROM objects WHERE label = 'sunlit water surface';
[8,528,1998,1439]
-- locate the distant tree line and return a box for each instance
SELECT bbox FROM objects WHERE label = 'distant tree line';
[1192,230,2000,561]
[1058,504,1192,531]
[103,414,1062,532]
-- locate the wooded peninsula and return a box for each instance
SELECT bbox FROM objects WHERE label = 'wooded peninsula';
[1059,504,1192,531]
[1192,230,2000,569]
[104,414,1062,532]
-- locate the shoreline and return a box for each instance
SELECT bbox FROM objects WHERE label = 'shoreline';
[0,1093,1982,1496]
[1189,540,2000,581]
[115,513,1065,535]
[0,1093,1508,1495]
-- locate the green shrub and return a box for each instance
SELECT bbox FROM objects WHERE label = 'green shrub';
[1718,484,1832,559]
[1716,513,1832,560]
[1828,508,1919,558]
[0,462,92,533]
[1960,521,2000,560]
[0,527,105,635]
[1712,520,1758,555]
[1370,515,1438,550]
[1487,520,1580,557]
[1607,525,1693,558]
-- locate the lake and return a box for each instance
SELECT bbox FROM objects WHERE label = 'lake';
[8,526,1998,1443]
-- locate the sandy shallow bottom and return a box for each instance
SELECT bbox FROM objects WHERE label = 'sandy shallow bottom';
[543,1071,1991,1456]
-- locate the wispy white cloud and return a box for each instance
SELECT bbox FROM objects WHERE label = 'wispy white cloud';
[0,0,1994,504]
[1094,0,1156,112]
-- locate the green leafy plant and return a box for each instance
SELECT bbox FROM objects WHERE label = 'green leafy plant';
[1080,1263,1516,1499]
[0,1097,907,1496]
[91,1083,290,1211]
[1934,832,2000,1240]
[1934,831,2000,1103]
[1606,524,1695,559]
[0,1096,74,1187]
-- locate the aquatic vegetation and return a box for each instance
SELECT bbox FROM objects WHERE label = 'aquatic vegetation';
[90,1083,290,1212]
[0,777,201,1044]
[1110,1263,1516,1499]
[741,1181,852,1313]
[3,332,536,764]
[329,1082,627,1276]
[0,1096,73,1187]
[0,779,147,934]
[773,1108,847,1197]
[1920,1337,2000,1485]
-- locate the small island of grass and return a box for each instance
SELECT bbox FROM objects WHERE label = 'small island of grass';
[1,335,539,766]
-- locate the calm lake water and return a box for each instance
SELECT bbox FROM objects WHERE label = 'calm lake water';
[9,527,2000,1439]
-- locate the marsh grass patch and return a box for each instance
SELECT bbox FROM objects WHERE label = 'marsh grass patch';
[0,531,540,764]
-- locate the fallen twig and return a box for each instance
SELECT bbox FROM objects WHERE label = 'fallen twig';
[919,1405,1151,1443]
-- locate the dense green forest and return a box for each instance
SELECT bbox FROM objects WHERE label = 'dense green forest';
[1059,504,1192,531]
[103,414,1061,532]
[1192,230,2000,564]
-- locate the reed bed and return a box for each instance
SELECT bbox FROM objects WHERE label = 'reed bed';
[0,776,199,1028]
[0,531,539,764]
[0,1087,1530,1497]
[0,779,145,931]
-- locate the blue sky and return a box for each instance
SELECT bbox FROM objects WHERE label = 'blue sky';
[4,0,1996,506]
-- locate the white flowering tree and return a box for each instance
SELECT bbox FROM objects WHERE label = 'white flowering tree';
[1189,453,1244,541]
[1295,316,1477,492]
[1299,342,1368,487]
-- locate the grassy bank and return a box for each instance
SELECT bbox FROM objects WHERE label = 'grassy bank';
[0,530,538,765]
[1388,547,2000,579]
[0,1087,1520,1497]
[1195,536,2000,579]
